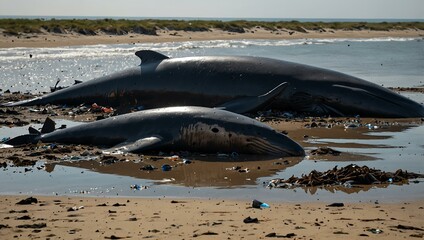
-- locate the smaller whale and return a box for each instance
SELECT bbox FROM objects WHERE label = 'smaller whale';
[5,106,305,157]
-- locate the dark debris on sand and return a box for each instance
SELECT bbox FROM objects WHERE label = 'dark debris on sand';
[266,164,424,188]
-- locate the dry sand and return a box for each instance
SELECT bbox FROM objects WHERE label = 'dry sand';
[1,28,423,48]
[0,196,423,239]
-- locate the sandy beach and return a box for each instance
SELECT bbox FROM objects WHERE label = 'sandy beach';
[1,28,424,239]
[1,28,423,48]
[0,195,423,239]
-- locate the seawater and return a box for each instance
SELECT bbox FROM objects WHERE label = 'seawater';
[1,37,423,96]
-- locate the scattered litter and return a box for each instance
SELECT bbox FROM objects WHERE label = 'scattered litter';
[225,166,249,172]
[344,123,360,129]
[243,216,259,224]
[365,123,379,130]
[67,206,84,212]
[91,103,114,113]
[161,164,172,171]
[182,159,192,164]
[130,184,148,191]
[159,178,175,183]
[368,228,383,234]
[102,149,125,155]
[327,203,344,207]
[252,199,270,209]
[166,155,180,161]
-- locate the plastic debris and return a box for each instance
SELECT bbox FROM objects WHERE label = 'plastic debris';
[368,228,383,234]
[91,103,114,113]
[67,206,84,212]
[182,159,192,164]
[130,184,148,190]
[252,199,270,209]
[161,164,172,171]
[344,123,360,129]
[159,178,175,183]
[166,155,180,161]
[365,123,379,130]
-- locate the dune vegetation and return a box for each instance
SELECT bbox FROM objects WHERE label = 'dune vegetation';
[1,18,423,36]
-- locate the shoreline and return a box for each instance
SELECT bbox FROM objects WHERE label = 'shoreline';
[1,195,423,239]
[1,28,423,48]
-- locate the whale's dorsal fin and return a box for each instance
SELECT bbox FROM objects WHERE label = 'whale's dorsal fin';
[41,117,56,134]
[135,50,169,65]
[217,82,288,114]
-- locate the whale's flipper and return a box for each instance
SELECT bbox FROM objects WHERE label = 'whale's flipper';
[105,136,164,153]
[135,50,169,65]
[217,82,288,114]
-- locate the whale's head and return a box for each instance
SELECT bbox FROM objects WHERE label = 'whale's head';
[289,80,424,118]
[179,119,305,157]
[324,84,424,117]
[241,129,305,157]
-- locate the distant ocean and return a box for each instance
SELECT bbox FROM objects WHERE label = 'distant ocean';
[0,15,423,22]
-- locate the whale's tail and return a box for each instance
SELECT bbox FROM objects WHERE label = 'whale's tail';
[4,117,56,146]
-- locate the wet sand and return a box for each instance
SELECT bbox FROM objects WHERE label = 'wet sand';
[1,28,423,48]
[0,195,423,239]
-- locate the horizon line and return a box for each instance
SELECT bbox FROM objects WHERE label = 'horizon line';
[1,15,423,22]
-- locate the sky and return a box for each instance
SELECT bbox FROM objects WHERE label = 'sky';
[0,0,423,19]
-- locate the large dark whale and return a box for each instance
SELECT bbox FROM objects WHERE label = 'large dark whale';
[5,106,305,157]
[4,50,424,117]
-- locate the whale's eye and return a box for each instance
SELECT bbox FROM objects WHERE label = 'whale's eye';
[211,127,219,133]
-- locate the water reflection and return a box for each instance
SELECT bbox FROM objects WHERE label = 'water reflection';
[0,119,422,200]
[54,155,303,187]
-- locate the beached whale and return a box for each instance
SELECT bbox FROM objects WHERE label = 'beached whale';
[4,50,424,117]
[5,106,305,157]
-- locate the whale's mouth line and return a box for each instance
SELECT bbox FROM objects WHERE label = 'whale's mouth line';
[247,138,299,156]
